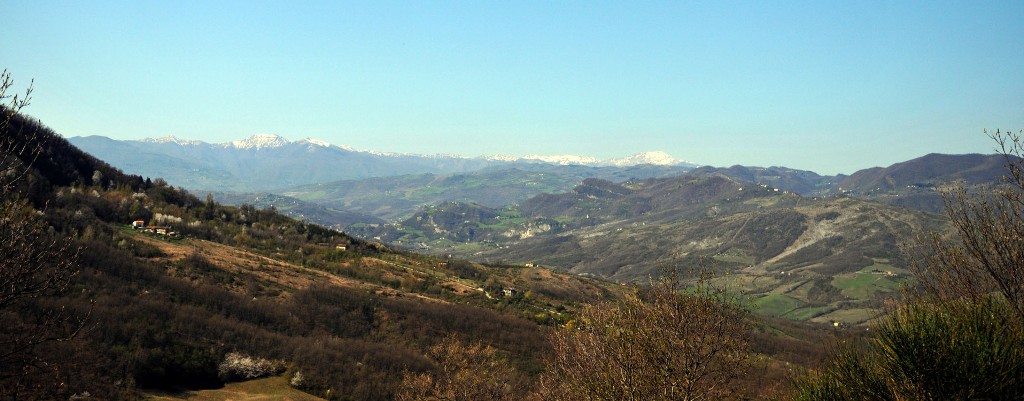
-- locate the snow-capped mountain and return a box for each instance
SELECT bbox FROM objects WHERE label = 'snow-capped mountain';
[141,134,689,167]
[140,135,204,146]
[200,134,694,167]
[606,151,684,167]
[486,151,688,167]
[67,134,695,192]
[520,154,602,165]
[140,134,692,166]
[298,138,333,148]
[227,133,291,150]
[68,134,503,191]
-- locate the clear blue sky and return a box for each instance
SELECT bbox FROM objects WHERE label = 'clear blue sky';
[2,1,1022,174]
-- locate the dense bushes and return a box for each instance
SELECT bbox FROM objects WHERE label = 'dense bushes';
[794,297,1024,400]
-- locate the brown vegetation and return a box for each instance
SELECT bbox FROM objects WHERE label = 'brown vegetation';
[395,335,522,401]
[533,268,753,401]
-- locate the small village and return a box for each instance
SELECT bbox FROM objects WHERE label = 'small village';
[130,220,181,239]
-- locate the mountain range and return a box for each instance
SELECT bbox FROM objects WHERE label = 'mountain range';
[68,134,694,193]
[71,135,1012,233]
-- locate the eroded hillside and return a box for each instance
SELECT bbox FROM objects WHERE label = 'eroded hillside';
[366,174,949,324]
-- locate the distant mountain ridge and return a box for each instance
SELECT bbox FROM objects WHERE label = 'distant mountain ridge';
[69,134,694,192]
[835,153,1011,193]
[145,134,693,166]
[70,135,1010,230]
[829,153,1015,213]
[689,165,842,196]
[505,150,686,166]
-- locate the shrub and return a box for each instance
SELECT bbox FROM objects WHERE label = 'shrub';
[395,335,518,401]
[793,296,1024,400]
[289,370,305,387]
[534,268,752,401]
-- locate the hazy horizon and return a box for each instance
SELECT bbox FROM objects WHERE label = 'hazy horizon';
[4,1,1023,175]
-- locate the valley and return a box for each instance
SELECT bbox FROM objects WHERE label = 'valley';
[4,115,1009,399]
[69,134,1002,326]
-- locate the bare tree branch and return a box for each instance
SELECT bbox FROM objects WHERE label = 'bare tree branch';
[0,70,87,400]
[533,264,752,401]
[910,129,1024,321]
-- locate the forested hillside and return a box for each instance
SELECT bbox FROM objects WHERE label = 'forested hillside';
[0,103,625,399]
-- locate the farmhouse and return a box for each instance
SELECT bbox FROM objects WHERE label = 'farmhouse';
[130,220,179,238]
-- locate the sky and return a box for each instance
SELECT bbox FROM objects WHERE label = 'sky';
[2,1,1022,175]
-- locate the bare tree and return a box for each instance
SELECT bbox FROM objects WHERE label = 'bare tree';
[912,129,1024,320]
[395,335,518,401]
[533,267,752,401]
[0,69,36,192]
[0,70,85,399]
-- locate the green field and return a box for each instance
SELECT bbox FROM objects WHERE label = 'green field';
[785,305,834,320]
[147,376,324,401]
[832,271,907,300]
[812,308,881,326]
[754,294,805,317]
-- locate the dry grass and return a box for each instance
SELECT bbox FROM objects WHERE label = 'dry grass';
[127,232,448,303]
[130,234,359,292]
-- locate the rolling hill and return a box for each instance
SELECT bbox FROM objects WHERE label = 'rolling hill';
[70,135,1007,228]
[831,153,1013,213]
[71,135,696,225]
[360,174,950,324]
[688,165,842,196]
[277,163,694,222]
[836,153,1009,193]
[685,154,1012,214]
[208,191,385,228]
